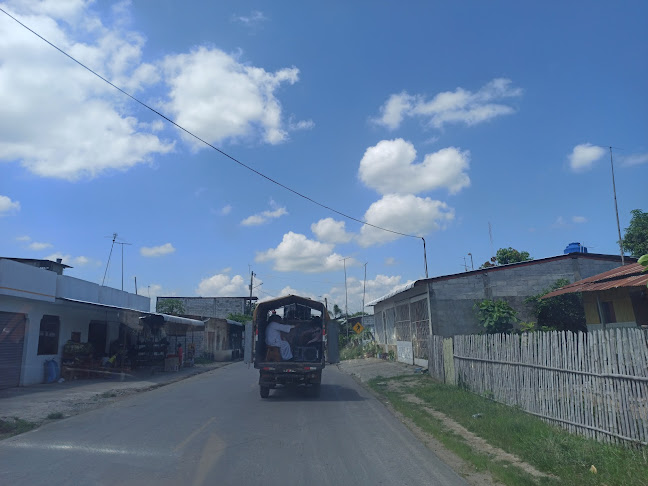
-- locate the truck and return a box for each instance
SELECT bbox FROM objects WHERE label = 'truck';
[249,295,331,398]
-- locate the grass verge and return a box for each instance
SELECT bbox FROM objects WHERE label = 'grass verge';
[369,375,648,486]
[0,417,38,439]
[46,412,64,420]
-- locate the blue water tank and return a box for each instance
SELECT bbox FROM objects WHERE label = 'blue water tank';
[564,242,588,254]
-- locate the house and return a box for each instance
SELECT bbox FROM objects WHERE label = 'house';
[367,252,632,367]
[0,257,203,388]
[542,262,648,330]
[156,296,254,360]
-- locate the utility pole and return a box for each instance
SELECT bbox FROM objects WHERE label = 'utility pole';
[468,253,474,270]
[340,257,351,340]
[134,276,138,295]
[609,147,625,265]
[362,263,367,330]
[248,270,255,315]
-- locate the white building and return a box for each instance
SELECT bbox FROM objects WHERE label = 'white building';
[0,257,154,388]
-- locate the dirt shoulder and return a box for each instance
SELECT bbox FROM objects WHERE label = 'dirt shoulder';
[338,359,502,486]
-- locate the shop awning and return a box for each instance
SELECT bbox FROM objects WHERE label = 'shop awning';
[57,298,206,332]
[139,313,205,335]
[56,297,148,331]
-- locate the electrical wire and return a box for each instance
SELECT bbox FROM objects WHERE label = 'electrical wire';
[0,7,422,241]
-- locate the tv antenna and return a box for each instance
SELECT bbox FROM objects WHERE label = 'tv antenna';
[488,222,494,257]
[102,233,131,289]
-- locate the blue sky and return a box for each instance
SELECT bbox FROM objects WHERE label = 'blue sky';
[1,1,646,313]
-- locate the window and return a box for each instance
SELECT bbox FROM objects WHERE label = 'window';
[600,301,617,324]
[37,315,60,355]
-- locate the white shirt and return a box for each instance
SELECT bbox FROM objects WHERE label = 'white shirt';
[265,321,293,347]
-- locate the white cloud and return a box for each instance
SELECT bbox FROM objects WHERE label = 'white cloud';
[359,139,470,195]
[568,143,606,172]
[256,232,355,273]
[358,194,454,247]
[288,117,315,131]
[620,152,648,166]
[326,274,411,314]
[221,204,232,215]
[385,257,397,266]
[44,252,100,267]
[0,1,174,180]
[241,204,287,226]
[572,216,587,224]
[28,241,52,251]
[231,10,267,26]
[196,274,246,296]
[311,218,353,244]
[374,78,522,130]
[161,47,299,147]
[140,243,175,257]
[16,235,31,241]
[0,195,20,215]
[553,216,567,228]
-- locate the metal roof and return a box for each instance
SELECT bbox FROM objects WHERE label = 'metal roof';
[542,263,648,299]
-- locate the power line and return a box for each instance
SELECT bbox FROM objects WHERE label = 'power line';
[0,7,422,243]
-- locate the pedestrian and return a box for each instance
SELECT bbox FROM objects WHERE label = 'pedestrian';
[177,343,183,368]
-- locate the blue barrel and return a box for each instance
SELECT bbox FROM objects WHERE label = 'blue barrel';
[44,359,59,383]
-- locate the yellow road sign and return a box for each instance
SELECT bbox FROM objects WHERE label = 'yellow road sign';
[353,322,364,334]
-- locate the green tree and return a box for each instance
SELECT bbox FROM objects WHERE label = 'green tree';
[622,209,648,258]
[479,248,532,269]
[524,279,586,332]
[495,247,532,265]
[333,304,342,318]
[475,299,518,334]
[156,298,185,315]
[227,313,252,324]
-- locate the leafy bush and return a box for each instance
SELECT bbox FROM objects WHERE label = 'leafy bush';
[475,299,518,333]
[524,279,586,332]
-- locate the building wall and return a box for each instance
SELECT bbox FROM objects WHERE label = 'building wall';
[373,255,627,338]
[0,295,125,386]
[583,289,637,327]
[0,258,151,386]
[157,297,248,319]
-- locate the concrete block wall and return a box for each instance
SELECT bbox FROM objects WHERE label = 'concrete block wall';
[374,255,627,339]
[159,297,248,319]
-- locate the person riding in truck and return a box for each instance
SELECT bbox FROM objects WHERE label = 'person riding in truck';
[265,314,295,360]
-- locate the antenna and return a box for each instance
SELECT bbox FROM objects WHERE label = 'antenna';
[488,222,494,257]
[115,240,132,291]
[102,233,131,289]
[609,147,625,265]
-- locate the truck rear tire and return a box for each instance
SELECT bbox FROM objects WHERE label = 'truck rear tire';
[260,385,270,398]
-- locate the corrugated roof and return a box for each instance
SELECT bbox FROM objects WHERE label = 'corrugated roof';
[542,263,648,299]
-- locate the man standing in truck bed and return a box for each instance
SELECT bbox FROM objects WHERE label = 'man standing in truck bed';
[265,314,295,360]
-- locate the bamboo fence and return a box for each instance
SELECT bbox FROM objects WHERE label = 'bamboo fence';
[451,328,648,447]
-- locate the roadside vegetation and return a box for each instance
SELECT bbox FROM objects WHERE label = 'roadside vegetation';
[369,375,648,486]
[0,417,38,439]
[338,323,390,360]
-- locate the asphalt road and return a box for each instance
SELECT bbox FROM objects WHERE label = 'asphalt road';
[0,362,467,486]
